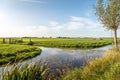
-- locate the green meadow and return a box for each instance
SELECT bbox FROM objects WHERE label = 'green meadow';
[0,44,41,66]
[0,38,116,48]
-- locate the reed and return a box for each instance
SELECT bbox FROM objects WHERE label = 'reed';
[1,62,47,80]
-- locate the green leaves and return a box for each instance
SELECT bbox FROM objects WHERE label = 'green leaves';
[95,0,120,30]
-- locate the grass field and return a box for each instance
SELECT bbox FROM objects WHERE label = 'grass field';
[0,38,117,48]
[0,44,41,65]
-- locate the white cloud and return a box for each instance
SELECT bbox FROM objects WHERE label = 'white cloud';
[0,15,112,37]
[68,16,101,30]
[67,21,84,30]
[49,21,59,27]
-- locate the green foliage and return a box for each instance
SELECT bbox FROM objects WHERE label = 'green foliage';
[1,62,47,80]
[63,48,120,80]
[0,44,41,65]
[2,38,6,44]
[95,0,120,30]
[27,41,34,45]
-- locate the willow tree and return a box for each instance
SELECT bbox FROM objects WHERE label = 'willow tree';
[95,0,120,47]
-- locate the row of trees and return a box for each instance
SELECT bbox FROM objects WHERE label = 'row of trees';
[2,38,33,45]
[2,38,23,44]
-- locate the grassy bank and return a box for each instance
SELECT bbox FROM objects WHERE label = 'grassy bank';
[0,44,41,66]
[63,48,120,80]
[0,38,115,48]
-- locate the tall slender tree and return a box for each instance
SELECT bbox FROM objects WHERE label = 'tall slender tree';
[95,0,120,47]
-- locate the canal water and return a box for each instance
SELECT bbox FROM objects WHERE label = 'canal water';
[0,44,112,75]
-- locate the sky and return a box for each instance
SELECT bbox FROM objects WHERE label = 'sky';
[0,0,120,37]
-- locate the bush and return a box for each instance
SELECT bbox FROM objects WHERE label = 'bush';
[27,41,34,45]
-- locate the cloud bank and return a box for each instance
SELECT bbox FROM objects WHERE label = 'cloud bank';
[0,16,112,37]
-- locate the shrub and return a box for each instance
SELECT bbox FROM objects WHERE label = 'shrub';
[27,41,34,45]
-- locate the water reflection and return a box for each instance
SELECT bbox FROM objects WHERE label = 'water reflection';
[28,45,109,68]
[0,44,112,74]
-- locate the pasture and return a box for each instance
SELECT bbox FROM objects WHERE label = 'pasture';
[0,44,41,65]
[0,38,116,48]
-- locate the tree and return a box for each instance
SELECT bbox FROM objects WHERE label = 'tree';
[2,38,6,44]
[95,0,120,47]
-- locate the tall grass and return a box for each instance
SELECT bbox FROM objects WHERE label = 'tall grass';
[1,62,47,80]
[0,61,72,80]
[63,47,120,80]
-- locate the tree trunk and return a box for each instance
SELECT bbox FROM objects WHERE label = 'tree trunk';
[2,38,6,44]
[113,28,118,48]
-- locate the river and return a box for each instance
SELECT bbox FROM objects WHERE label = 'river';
[0,44,112,75]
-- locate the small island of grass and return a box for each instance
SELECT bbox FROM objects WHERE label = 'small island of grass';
[0,44,41,66]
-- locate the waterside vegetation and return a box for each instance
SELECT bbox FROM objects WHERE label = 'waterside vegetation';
[63,47,120,80]
[1,46,120,80]
[1,62,47,80]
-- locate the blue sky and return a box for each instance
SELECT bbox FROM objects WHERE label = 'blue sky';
[0,0,119,37]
